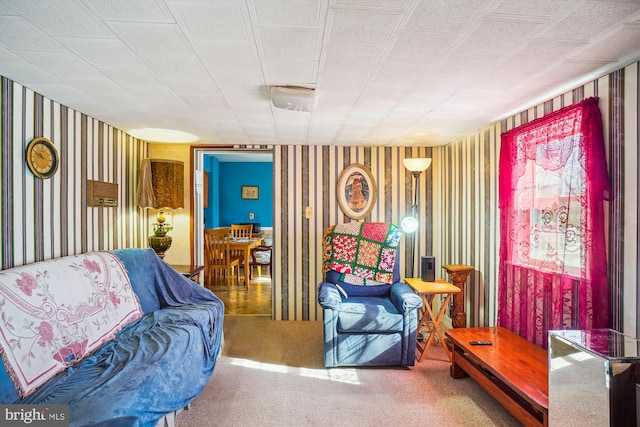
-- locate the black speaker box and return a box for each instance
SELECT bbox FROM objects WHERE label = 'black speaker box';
[421,256,436,282]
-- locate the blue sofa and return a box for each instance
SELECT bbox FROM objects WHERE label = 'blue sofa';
[0,248,224,427]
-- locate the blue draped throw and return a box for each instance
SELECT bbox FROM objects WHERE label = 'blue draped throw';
[0,248,224,427]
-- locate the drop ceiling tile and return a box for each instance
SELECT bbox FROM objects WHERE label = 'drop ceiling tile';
[501,40,585,74]
[455,18,546,57]
[571,24,640,61]
[317,73,367,92]
[99,66,164,90]
[0,17,62,51]
[369,65,425,89]
[428,54,501,82]
[198,43,258,70]
[403,0,490,33]
[6,0,112,38]
[213,68,265,89]
[383,33,454,65]
[128,86,184,108]
[0,63,63,86]
[489,0,577,18]
[109,22,191,57]
[266,60,316,84]
[0,46,28,64]
[59,38,144,67]
[181,95,228,111]
[16,50,102,78]
[252,0,323,26]
[25,83,95,108]
[335,0,409,9]
[260,29,320,59]
[169,2,251,42]
[65,75,130,97]
[321,48,379,74]
[540,2,640,42]
[169,77,221,97]
[327,9,401,47]
[84,0,173,23]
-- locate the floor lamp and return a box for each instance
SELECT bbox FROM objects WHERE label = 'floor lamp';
[401,157,432,277]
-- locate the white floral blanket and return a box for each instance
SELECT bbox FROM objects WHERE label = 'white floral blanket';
[0,252,143,397]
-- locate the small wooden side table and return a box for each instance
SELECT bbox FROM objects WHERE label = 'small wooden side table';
[441,264,474,328]
[171,265,204,283]
[405,277,461,363]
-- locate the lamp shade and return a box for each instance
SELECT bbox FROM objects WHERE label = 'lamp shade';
[403,158,432,172]
[137,159,184,209]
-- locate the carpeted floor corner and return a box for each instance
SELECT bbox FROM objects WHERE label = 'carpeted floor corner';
[176,316,521,427]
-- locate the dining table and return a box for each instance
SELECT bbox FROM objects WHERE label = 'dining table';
[229,237,263,287]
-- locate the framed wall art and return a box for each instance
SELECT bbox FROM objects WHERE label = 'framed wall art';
[241,185,259,200]
[336,163,377,220]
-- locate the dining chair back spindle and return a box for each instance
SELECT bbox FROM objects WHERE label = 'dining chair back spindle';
[231,224,253,239]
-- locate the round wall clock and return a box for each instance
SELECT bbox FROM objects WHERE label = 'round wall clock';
[26,137,59,179]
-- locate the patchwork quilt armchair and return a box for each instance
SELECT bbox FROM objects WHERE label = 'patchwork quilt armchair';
[318,222,422,367]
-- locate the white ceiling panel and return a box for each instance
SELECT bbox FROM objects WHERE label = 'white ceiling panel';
[169,3,250,42]
[0,16,62,51]
[266,60,316,84]
[198,42,258,70]
[260,29,320,59]
[0,0,639,146]
[109,22,192,57]
[403,0,491,34]
[383,33,454,65]
[60,38,144,67]
[252,0,323,27]
[7,0,112,38]
[540,2,640,42]
[84,0,173,23]
[327,9,401,47]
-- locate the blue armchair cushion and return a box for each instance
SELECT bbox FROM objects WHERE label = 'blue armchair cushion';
[337,297,404,333]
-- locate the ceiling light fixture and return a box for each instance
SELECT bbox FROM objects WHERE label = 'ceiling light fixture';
[270,86,317,112]
[128,128,199,143]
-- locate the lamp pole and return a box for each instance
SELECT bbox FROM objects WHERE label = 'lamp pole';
[409,171,420,277]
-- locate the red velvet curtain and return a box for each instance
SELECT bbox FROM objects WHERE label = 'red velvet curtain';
[498,97,610,348]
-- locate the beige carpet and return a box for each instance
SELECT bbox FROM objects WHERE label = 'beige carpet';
[176,316,521,427]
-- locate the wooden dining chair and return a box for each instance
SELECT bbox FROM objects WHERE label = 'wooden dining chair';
[204,228,242,286]
[249,245,272,279]
[230,224,253,239]
[230,224,254,277]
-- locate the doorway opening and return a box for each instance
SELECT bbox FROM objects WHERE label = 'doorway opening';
[191,148,274,317]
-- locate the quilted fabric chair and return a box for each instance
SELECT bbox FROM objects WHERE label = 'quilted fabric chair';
[318,222,422,367]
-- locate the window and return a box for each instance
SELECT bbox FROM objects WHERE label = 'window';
[498,97,610,347]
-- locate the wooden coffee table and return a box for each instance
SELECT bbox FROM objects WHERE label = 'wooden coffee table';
[446,327,548,426]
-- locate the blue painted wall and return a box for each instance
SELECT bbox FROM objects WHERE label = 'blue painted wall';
[204,159,272,229]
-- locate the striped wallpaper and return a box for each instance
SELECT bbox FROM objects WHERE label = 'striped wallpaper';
[271,145,434,321]
[1,76,147,270]
[437,62,639,337]
[270,62,639,334]
[3,60,640,337]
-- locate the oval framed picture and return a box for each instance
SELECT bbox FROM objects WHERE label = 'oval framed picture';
[337,163,377,220]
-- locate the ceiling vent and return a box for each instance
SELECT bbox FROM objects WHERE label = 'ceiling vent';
[270,86,317,112]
